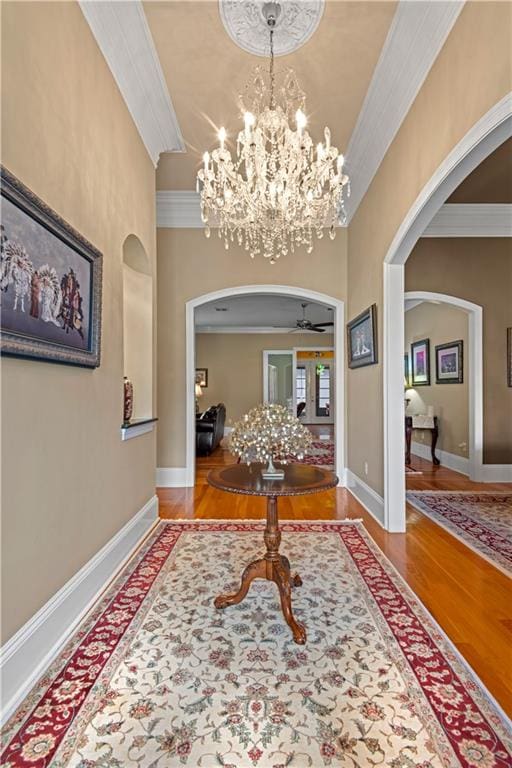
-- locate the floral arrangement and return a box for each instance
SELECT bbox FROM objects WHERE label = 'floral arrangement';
[228,404,313,473]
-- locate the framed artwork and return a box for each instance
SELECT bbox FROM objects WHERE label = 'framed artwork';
[1,166,102,367]
[347,304,377,368]
[195,367,208,387]
[411,338,430,386]
[508,328,512,388]
[435,340,463,384]
[404,353,410,388]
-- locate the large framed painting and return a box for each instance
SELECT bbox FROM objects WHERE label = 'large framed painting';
[1,167,102,367]
[347,304,377,368]
[411,338,430,386]
[435,340,463,384]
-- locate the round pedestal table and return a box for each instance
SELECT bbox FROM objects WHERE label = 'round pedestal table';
[207,463,338,644]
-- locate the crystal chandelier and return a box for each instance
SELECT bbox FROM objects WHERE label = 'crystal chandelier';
[197,2,350,264]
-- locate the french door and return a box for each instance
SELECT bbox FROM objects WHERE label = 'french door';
[295,355,334,424]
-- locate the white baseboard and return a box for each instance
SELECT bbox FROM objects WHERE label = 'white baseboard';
[156,467,189,487]
[345,468,385,526]
[0,494,159,724]
[411,441,469,476]
[477,464,512,483]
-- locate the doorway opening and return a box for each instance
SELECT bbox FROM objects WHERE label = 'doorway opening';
[186,285,345,487]
[383,96,511,532]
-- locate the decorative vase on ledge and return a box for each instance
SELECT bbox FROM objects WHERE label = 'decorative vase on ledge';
[123,376,133,427]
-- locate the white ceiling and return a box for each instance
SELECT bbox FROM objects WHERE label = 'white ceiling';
[195,294,334,331]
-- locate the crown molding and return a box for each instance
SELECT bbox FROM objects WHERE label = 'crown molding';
[344,1,464,223]
[422,204,512,237]
[157,191,203,228]
[156,191,347,229]
[79,0,185,166]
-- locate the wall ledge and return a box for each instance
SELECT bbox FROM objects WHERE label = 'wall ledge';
[0,495,159,724]
[121,418,157,441]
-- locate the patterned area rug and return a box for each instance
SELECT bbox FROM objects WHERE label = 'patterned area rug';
[292,439,335,470]
[2,521,511,768]
[407,492,512,577]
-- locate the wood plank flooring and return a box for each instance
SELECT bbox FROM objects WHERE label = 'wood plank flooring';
[158,448,512,715]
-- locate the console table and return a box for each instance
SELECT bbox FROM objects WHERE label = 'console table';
[405,415,440,466]
[208,463,338,644]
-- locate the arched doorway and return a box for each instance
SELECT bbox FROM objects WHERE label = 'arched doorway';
[383,95,512,531]
[404,291,483,478]
[185,285,345,487]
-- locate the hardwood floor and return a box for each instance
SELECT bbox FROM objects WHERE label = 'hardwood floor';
[158,448,512,715]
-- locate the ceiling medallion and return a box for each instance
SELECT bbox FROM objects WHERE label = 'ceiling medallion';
[219,0,325,57]
[197,2,349,264]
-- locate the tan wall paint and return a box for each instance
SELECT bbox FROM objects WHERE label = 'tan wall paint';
[347,1,511,494]
[405,303,468,458]
[157,228,347,468]
[1,2,156,642]
[405,238,512,464]
[196,333,334,425]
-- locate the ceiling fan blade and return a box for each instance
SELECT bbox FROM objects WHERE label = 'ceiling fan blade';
[312,322,334,328]
[311,327,326,332]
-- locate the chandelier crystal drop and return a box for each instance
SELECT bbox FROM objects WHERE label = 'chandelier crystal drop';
[197,3,350,264]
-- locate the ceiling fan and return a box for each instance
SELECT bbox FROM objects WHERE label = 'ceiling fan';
[289,303,334,333]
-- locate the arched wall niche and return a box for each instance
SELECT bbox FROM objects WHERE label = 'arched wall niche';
[122,235,153,420]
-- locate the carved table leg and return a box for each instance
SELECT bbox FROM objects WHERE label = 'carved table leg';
[280,554,303,587]
[431,424,441,465]
[214,494,306,643]
[405,420,412,465]
[273,560,306,644]
[214,559,266,609]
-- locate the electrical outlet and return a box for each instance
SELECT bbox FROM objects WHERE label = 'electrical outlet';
[459,442,467,452]
[364,462,369,476]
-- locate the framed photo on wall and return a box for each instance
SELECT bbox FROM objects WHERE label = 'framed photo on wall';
[0,166,103,367]
[195,367,208,387]
[435,340,463,384]
[347,304,377,368]
[411,338,430,386]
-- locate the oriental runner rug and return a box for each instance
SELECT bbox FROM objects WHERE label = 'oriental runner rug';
[292,439,335,470]
[407,492,512,578]
[2,520,511,768]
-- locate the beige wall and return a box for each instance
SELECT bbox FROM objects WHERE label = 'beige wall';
[196,334,334,425]
[405,239,512,464]
[1,2,156,642]
[157,229,347,468]
[347,1,511,494]
[405,303,468,458]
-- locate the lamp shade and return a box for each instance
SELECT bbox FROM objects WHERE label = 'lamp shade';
[195,383,203,397]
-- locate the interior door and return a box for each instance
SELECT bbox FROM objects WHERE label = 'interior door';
[294,353,334,424]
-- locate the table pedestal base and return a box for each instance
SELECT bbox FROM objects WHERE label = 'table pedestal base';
[214,496,306,644]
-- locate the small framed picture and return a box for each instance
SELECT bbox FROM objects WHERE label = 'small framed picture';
[195,367,208,387]
[411,338,430,386]
[404,353,410,388]
[507,328,512,388]
[435,340,463,384]
[347,304,377,368]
